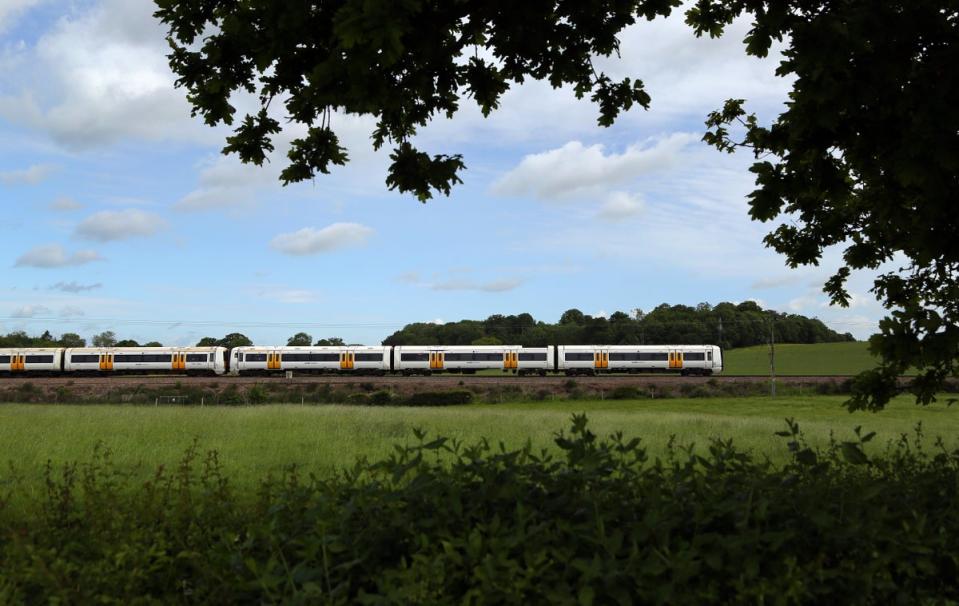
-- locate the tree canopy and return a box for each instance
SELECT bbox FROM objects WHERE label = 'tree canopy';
[196,333,254,348]
[382,302,853,349]
[155,0,959,409]
[287,332,313,346]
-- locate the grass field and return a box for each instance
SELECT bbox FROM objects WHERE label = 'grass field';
[2,394,955,501]
[724,341,877,375]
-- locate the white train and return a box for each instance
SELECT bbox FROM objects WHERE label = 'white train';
[393,345,554,376]
[0,344,722,377]
[231,346,391,375]
[1,346,227,375]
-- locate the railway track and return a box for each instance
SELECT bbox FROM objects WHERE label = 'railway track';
[0,374,855,388]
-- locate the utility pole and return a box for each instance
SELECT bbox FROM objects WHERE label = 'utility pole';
[769,317,776,397]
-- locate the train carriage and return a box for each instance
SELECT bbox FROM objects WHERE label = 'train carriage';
[231,346,391,375]
[393,345,554,376]
[64,347,227,375]
[557,345,722,376]
[0,348,64,375]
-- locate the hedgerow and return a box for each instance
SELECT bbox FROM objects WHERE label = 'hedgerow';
[1,417,958,603]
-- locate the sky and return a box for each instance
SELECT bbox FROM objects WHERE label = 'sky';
[0,0,886,346]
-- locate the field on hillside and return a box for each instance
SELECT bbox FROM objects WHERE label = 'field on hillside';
[724,341,878,375]
[2,394,955,500]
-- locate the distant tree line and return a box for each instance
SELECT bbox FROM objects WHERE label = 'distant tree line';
[0,330,162,348]
[382,302,856,349]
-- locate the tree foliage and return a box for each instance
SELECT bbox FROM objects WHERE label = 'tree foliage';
[314,337,345,346]
[686,1,959,410]
[286,332,313,346]
[196,333,254,348]
[382,302,853,348]
[156,0,958,408]
[153,0,670,201]
[91,331,117,348]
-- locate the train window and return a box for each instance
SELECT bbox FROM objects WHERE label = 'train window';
[564,353,594,361]
[637,352,668,361]
[308,353,340,362]
[185,354,208,363]
[71,354,100,363]
[24,355,55,363]
[708,352,713,361]
[444,353,464,361]
[245,353,268,362]
[400,353,430,362]
[0,355,10,363]
[355,353,383,362]
[518,352,547,361]
[685,352,706,361]
[281,353,309,362]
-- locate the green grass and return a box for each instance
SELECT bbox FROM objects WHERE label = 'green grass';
[724,341,878,375]
[2,395,956,501]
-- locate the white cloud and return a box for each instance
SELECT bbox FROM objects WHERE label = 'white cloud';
[597,191,644,221]
[58,305,85,318]
[0,0,44,32]
[0,163,55,185]
[11,304,51,318]
[14,244,102,268]
[788,295,821,312]
[174,154,276,212]
[49,196,82,211]
[399,270,523,293]
[270,223,374,255]
[0,0,212,148]
[752,273,807,290]
[492,133,694,200]
[432,278,523,293]
[74,209,166,242]
[51,281,102,293]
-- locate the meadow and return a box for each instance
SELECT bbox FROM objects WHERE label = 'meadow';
[2,394,955,497]
[723,341,878,375]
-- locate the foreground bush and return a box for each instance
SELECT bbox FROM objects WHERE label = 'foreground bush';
[1,417,958,603]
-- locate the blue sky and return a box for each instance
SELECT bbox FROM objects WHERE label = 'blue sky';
[0,0,884,346]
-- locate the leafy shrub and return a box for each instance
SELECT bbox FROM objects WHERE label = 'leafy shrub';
[368,390,393,406]
[403,390,473,406]
[246,384,268,404]
[608,386,641,400]
[346,393,370,405]
[2,418,958,604]
[217,385,243,405]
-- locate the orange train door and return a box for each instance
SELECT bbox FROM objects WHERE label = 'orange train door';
[503,351,518,370]
[668,351,684,370]
[11,354,24,372]
[340,351,354,370]
[430,351,444,370]
[269,352,282,370]
[172,353,186,370]
[99,353,114,371]
[593,350,609,370]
